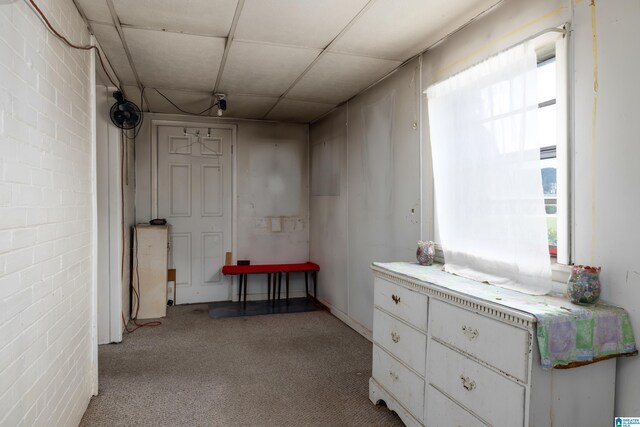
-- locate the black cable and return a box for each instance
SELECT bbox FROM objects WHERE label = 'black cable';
[153,88,222,116]
[24,0,122,91]
[26,0,148,139]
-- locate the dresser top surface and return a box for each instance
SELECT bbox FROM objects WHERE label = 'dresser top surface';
[373,262,637,368]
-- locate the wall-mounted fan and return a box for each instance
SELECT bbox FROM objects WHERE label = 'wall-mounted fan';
[110,91,141,129]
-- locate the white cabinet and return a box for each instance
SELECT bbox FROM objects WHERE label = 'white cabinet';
[369,264,617,427]
[132,224,168,319]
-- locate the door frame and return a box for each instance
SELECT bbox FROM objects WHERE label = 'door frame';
[151,119,238,300]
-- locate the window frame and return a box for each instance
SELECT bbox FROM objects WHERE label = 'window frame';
[535,32,571,271]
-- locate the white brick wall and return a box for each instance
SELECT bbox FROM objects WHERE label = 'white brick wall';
[0,0,95,425]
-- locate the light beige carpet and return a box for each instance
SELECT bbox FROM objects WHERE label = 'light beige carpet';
[80,305,403,427]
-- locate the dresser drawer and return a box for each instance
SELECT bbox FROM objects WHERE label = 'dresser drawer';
[427,340,524,427]
[374,277,428,331]
[372,344,425,421]
[429,299,529,382]
[373,308,427,377]
[426,385,487,427]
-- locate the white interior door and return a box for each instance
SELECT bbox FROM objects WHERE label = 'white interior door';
[157,124,234,304]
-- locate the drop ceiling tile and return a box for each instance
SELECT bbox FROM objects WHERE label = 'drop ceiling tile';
[112,0,238,36]
[265,99,335,123]
[331,0,502,61]
[123,27,224,91]
[91,23,137,85]
[218,94,279,119]
[287,52,401,104]
[145,89,213,115]
[234,0,369,49]
[75,0,112,23]
[218,41,320,96]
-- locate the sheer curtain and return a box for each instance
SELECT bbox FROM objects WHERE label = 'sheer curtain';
[426,42,552,295]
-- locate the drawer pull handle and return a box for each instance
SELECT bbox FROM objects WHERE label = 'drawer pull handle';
[391,294,401,304]
[462,325,479,340]
[391,331,400,343]
[389,371,399,380]
[460,375,476,391]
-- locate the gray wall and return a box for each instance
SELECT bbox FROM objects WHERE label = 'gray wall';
[310,59,422,335]
[135,114,309,299]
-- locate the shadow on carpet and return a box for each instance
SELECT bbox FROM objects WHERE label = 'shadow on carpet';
[208,297,322,318]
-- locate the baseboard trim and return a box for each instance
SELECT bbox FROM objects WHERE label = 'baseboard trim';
[318,298,372,342]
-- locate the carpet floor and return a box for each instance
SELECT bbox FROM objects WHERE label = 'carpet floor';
[80,305,404,427]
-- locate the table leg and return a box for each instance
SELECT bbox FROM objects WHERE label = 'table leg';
[313,271,317,302]
[286,272,289,305]
[238,274,243,302]
[277,272,282,301]
[305,272,309,298]
[243,274,248,309]
[267,273,271,302]
[272,273,276,307]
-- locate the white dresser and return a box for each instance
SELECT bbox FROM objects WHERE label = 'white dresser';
[369,263,618,427]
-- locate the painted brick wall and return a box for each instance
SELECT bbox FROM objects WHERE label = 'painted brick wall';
[0,0,94,425]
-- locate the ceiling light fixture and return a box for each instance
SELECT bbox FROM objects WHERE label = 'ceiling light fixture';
[215,93,227,117]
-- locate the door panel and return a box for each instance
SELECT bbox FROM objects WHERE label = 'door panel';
[201,165,222,216]
[170,164,191,216]
[158,124,233,303]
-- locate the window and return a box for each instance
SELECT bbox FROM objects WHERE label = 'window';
[537,56,558,256]
[536,37,568,265]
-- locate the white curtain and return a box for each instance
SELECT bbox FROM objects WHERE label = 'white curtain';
[426,42,552,295]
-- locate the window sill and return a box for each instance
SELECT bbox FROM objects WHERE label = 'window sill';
[434,243,571,293]
[551,261,571,293]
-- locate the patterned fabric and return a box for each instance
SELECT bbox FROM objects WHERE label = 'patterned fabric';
[374,262,637,369]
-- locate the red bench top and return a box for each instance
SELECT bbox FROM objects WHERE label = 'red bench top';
[222,262,320,275]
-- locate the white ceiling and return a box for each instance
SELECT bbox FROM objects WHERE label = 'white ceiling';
[77,0,502,123]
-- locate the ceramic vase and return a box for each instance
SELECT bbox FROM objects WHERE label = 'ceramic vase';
[416,240,435,266]
[567,265,601,305]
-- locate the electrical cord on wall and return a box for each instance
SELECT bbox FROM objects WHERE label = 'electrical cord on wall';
[26,0,146,138]
[120,129,161,333]
[27,0,224,130]
[24,0,121,91]
[153,88,224,116]
[27,0,160,333]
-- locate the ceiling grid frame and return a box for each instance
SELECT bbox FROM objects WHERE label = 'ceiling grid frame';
[261,0,378,120]
[208,0,245,115]
[104,0,151,110]
[71,0,507,122]
[70,0,122,88]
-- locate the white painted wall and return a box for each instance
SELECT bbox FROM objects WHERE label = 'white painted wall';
[418,0,640,415]
[135,114,309,300]
[0,0,95,425]
[572,0,640,415]
[95,84,133,344]
[311,0,640,414]
[310,59,422,335]
[96,85,110,344]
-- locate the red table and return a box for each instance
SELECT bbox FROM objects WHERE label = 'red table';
[222,262,320,309]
